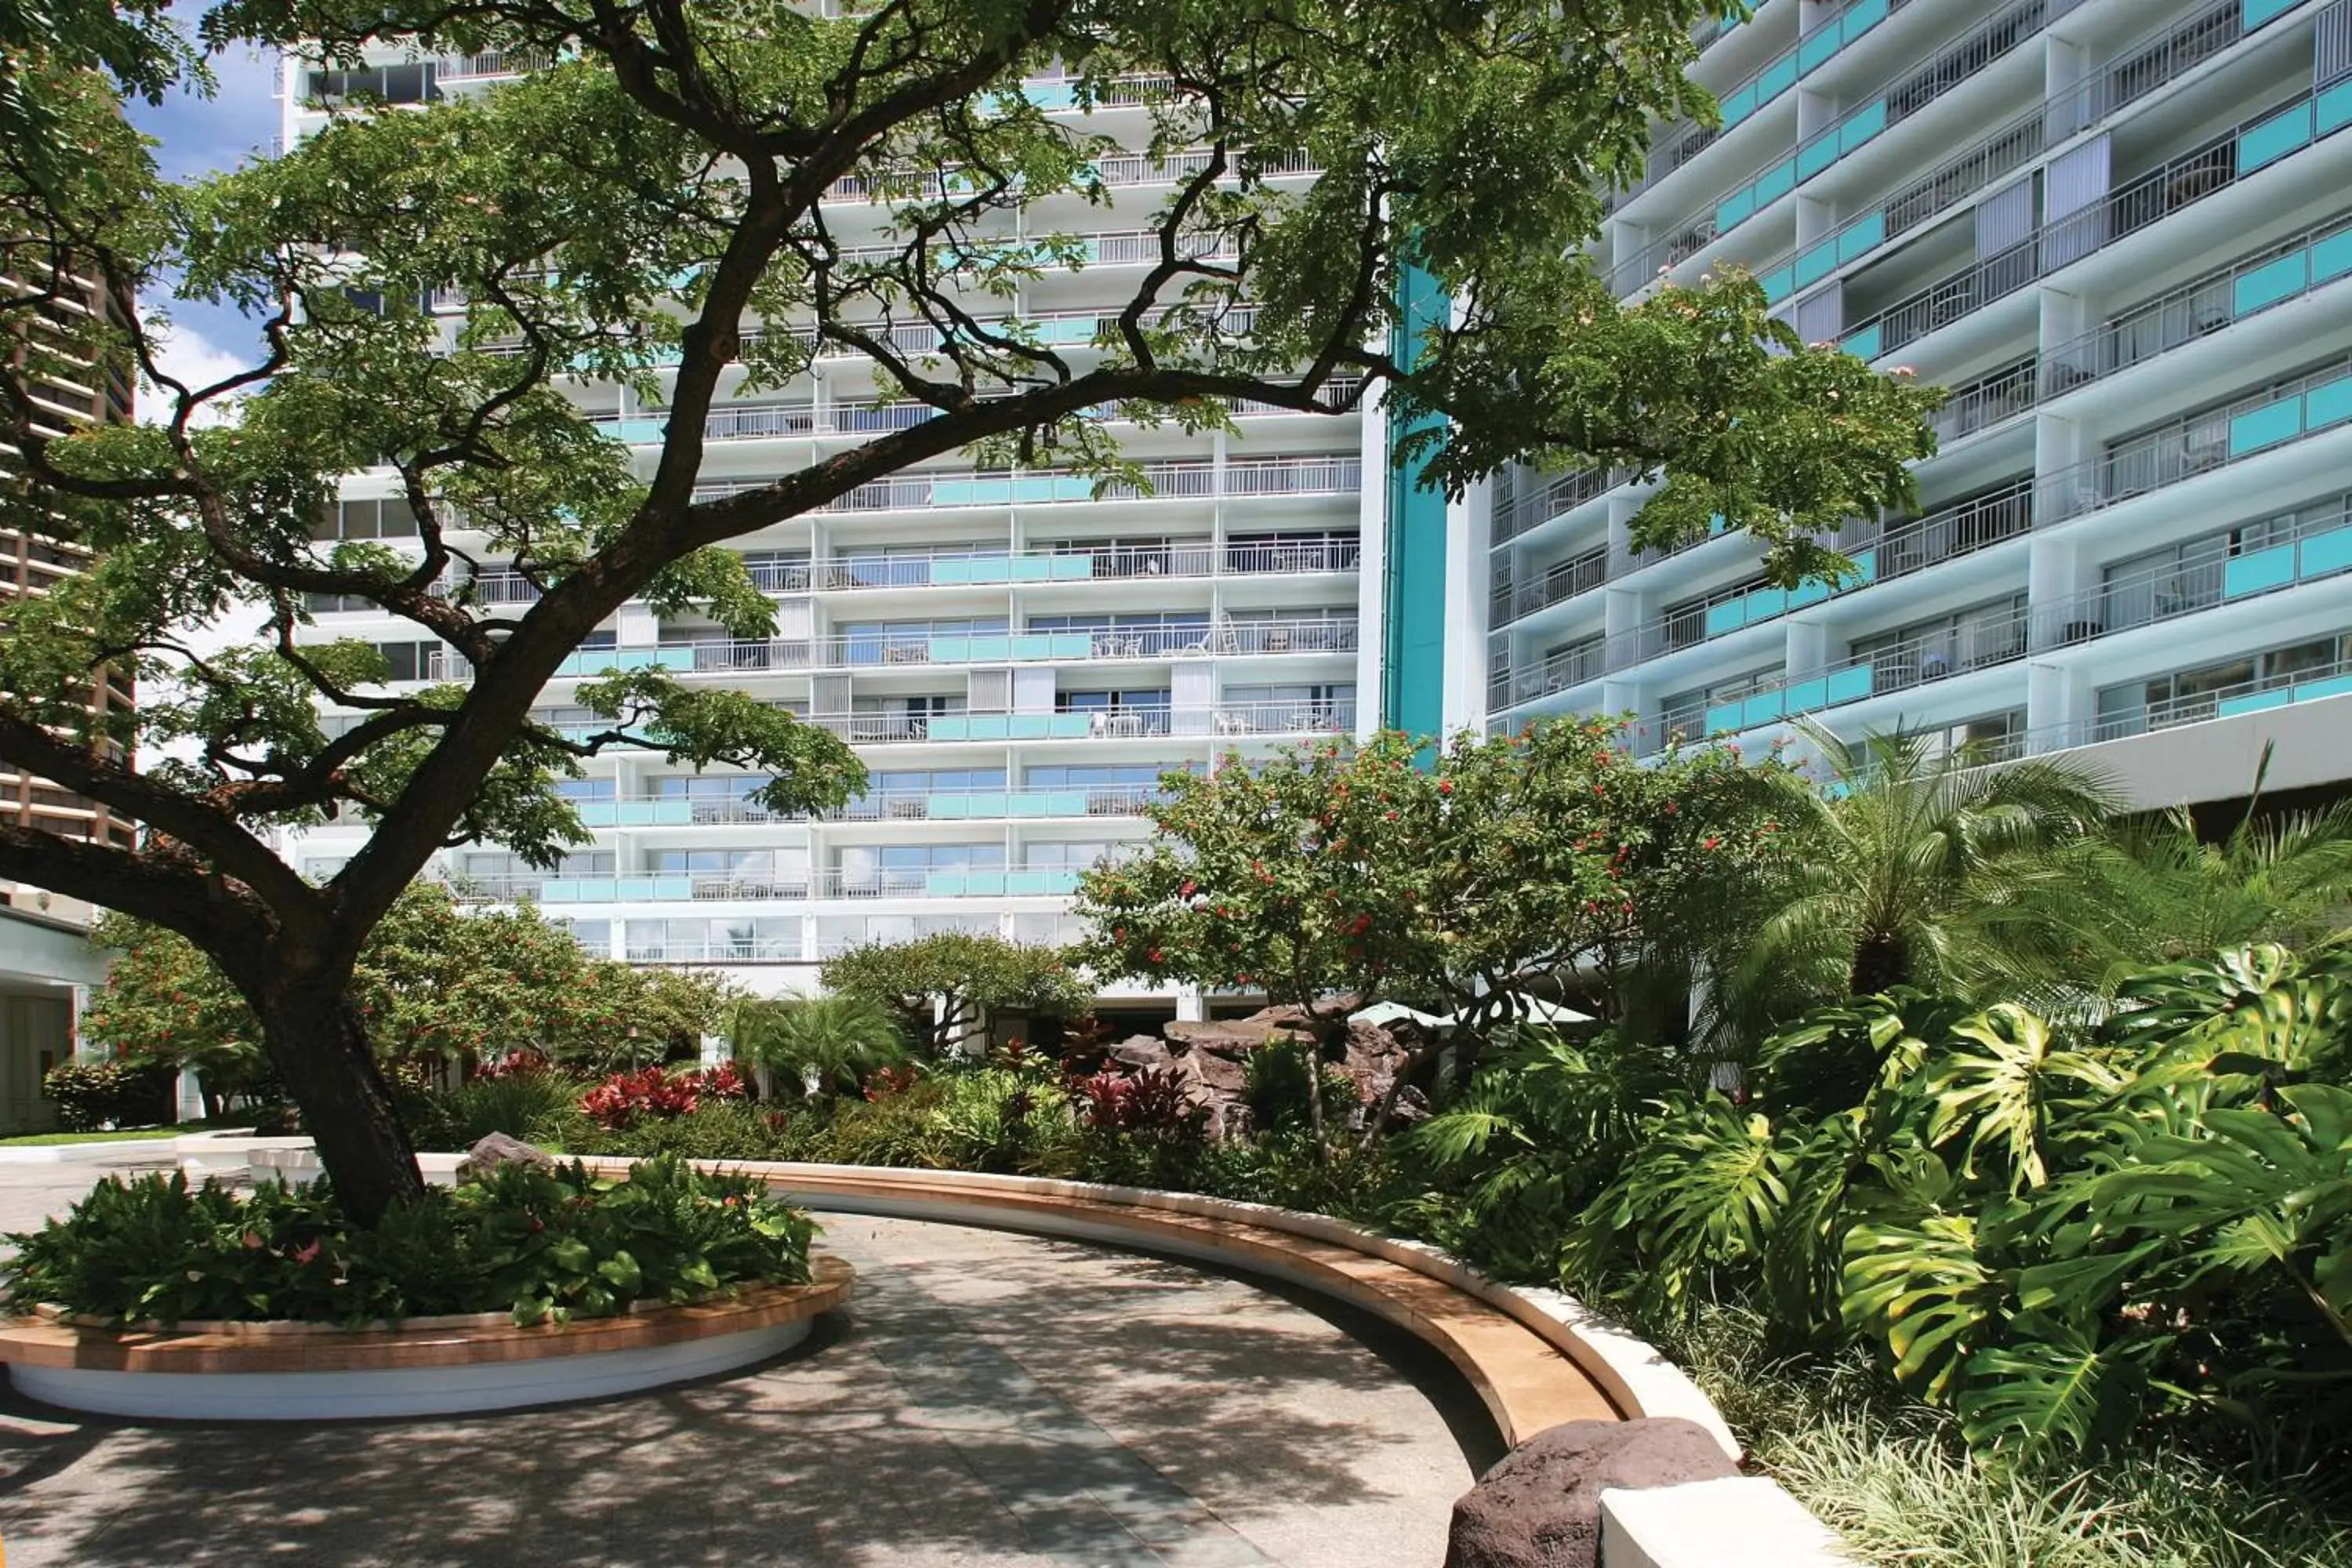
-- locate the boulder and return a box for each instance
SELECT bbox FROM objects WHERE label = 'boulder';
[1109,1034,1174,1070]
[1443,1418,1740,1568]
[456,1131,560,1185]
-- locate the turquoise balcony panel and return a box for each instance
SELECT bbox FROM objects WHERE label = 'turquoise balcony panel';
[1718,187,1758,231]
[1720,82,1759,127]
[2224,544,2297,597]
[2321,79,2352,136]
[924,871,969,897]
[1740,691,1786,729]
[1783,677,1828,713]
[1797,138,1839,182]
[1747,586,1789,622]
[1836,212,1885,265]
[577,802,618,828]
[2300,524,2352,579]
[2240,101,2314,175]
[1704,599,1748,637]
[1794,240,1838,289]
[1048,713,1094,738]
[1048,555,1095,581]
[935,557,1012,585]
[928,480,985,506]
[1006,715,1053,739]
[1842,0,1889,36]
[1761,265,1796,302]
[1842,322,1883,361]
[2235,252,2309,314]
[1036,318,1098,345]
[2244,0,2299,20]
[1839,100,1888,155]
[961,792,1014,818]
[2316,230,2352,285]
[1045,789,1090,815]
[1704,701,1745,734]
[1788,576,1831,610]
[1756,158,1798,206]
[1850,549,1878,585]
[2230,397,2303,455]
[2296,673,2352,702]
[1025,81,1075,110]
[927,716,974,741]
[1825,665,1873,705]
[1796,28,1839,73]
[2218,688,2295,718]
[605,417,666,443]
[2305,373,2352,430]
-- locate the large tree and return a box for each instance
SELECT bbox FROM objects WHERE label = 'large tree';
[0,0,1938,1220]
[820,931,1089,1054]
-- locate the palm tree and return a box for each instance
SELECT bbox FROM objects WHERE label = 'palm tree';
[731,994,907,1098]
[1724,725,2119,1029]
[1999,750,2352,996]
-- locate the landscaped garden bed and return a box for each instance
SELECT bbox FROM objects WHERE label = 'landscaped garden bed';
[0,1152,846,1419]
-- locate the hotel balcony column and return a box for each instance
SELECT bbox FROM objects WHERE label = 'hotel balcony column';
[1442,474,1494,735]
[1785,618,1834,723]
[615,601,660,648]
[2042,22,2093,144]
[1352,377,1389,731]
[2037,279,2088,374]
[1602,583,1642,665]
[2026,659,2079,753]
[2033,405,2089,524]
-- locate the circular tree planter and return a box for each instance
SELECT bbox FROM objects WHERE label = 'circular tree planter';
[0,1254,852,1421]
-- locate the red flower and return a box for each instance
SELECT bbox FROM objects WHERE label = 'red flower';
[292,1239,322,1265]
[1702,836,1721,851]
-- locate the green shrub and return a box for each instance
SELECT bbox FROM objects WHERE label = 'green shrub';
[2,1153,815,1327]
[41,1059,176,1131]
[405,1070,590,1151]
[1242,1036,1360,1132]
[571,1099,813,1163]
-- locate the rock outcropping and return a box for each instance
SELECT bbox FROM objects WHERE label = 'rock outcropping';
[1443,1417,1742,1568]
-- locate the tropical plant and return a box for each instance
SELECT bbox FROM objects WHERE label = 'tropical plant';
[578,1063,747,1132]
[1715,725,2118,1046]
[820,935,1088,1057]
[39,1058,177,1132]
[0,0,1940,1219]
[408,1069,587,1152]
[2,1154,813,1327]
[731,993,909,1098]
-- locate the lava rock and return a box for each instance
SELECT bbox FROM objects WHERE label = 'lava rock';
[1443,1417,1740,1568]
[456,1131,560,1185]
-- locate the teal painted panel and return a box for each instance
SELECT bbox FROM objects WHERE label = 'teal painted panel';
[1783,677,1828,713]
[1840,99,1888,154]
[2304,374,2352,430]
[2314,230,2352,284]
[1383,261,1451,739]
[608,418,666,443]
[1788,577,1829,610]
[2242,0,2301,24]
[2230,397,2303,455]
[927,716,973,741]
[2234,252,2308,314]
[1051,632,1094,659]
[1761,266,1796,302]
[1746,586,1789,622]
[1720,83,1758,127]
[1704,702,1745,734]
[1047,713,1093,738]
[577,802,618,828]
[1796,29,1838,74]
[1049,555,1095,580]
[1045,790,1089,814]
[540,881,586,904]
[2295,673,2352,702]
[1850,549,1878,585]
[1007,715,1051,739]
[925,872,972,897]
[2218,688,2294,717]
[2239,103,2313,174]
[1717,188,1757,231]
[1026,82,1074,110]
[1843,323,1882,361]
[1741,691,1786,729]
[1837,210,1886,263]
[932,558,980,585]
[931,794,975,819]
[1825,664,1874,705]
[931,481,981,506]
[1755,159,1798,205]
[963,792,1012,817]
[1010,871,1076,897]
[2224,544,2296,597]
[1704,599,1748,637]
[2320,79,2352,136]
[967,716,1014,740]
[1797,138,1838,181]
[1794,241,1838,289]
[2299,524,2352,579]
[1758,55,1799,102]
[1843,0,1889,36]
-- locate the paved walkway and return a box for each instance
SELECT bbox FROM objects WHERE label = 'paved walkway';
[0,1163,1490,1567]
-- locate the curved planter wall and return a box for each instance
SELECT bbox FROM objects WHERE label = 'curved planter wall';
[0,1260,852,1421]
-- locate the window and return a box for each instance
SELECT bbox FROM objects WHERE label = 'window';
[2100,632,2352,734]
[654,774,768,800]
[1224,530,1359,572]
[556,919,612,953]
[1849,593,2027,685]
[555,778,617,801]
[624,917,800,962]
[841,618,1007,664]
[651,848,808,883]
[311,498,420,541]
[305,62,441,105]
[1025,764,1178,788]
[369,640,442,683]
[869,768,1008,793]
[741,550,811,591]
[1023,841,1118,870]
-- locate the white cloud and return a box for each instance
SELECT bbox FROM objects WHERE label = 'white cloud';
[136,315,258,428]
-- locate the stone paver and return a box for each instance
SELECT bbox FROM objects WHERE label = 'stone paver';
[0,1166,1488,1567]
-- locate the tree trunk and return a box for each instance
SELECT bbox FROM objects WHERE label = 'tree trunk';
[1848,929,1910,999]
[256,984,426,1226]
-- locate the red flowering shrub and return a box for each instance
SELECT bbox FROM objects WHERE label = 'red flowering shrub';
[862,1065,921,1102]
[579,1064,746,1131]
[475,1048,552,1081]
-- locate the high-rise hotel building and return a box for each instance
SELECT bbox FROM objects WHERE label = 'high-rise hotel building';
[1479,0,2352,805]
[0,248,138,864]
[276,49,1377,1007]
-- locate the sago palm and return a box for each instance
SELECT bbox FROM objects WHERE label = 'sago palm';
[1726,726,2118,1029]
[732,993,907,1098]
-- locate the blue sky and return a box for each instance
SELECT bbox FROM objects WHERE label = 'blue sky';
[125,42,282,387]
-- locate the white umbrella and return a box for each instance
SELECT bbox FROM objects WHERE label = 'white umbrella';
[1446,995,1596,1028]
[1348,1000,1454,1031]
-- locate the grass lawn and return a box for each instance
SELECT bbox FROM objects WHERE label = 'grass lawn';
[0,1122,241,1147]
